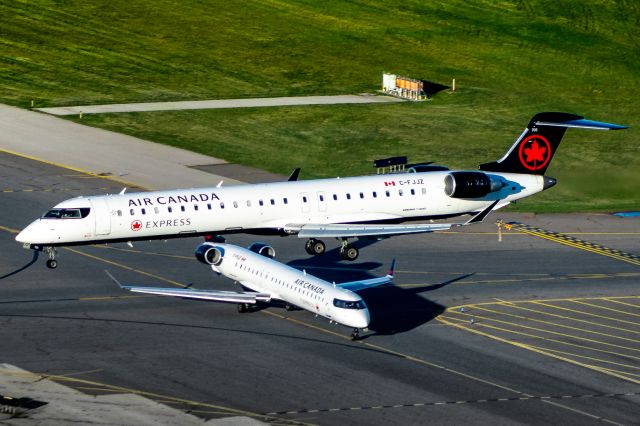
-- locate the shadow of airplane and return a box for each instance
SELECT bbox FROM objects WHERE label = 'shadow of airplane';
[0,250,39,281]
[356,273,474,337]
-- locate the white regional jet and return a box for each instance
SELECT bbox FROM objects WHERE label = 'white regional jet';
[107,242,396,340]
[17,112,626,268]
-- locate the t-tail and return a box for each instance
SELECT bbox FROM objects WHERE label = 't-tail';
[479,112,627,175]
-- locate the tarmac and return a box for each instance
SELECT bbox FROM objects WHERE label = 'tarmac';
[35,94,403,116]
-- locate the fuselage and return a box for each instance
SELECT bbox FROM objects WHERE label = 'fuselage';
[16,170,545,246]
[215,243,370,328]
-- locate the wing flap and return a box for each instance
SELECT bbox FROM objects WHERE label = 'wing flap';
[287,201,500,238]
[291,223,452,238]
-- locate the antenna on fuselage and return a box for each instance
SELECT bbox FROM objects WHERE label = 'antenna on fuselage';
[217,180,223,188]
[119,187,127,194]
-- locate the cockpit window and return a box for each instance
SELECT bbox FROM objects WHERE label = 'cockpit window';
[43,208,90,219]
[333,298,366,310]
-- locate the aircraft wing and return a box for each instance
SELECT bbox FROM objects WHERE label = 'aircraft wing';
[288,200,500,239]
[292,222,452,238]
[105,271,270,304]
[337,259,396,292]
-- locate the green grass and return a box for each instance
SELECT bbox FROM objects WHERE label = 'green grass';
[2,0,639,212]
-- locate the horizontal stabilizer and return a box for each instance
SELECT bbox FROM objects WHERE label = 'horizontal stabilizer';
[338,259,396,292]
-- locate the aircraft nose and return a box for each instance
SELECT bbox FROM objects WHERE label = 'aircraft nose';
[15,221,41,244]
[356,308,371,329]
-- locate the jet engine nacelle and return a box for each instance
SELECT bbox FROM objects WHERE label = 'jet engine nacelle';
[195,243,224,266]
[247,242,275,259]
[444,171,504,198]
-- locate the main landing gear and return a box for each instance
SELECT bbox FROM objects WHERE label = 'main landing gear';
[304,238,359,261]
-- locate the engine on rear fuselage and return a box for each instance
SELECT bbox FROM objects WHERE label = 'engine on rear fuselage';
[247,242,275,258]
[195,244,224,266]
[444,171,505,198]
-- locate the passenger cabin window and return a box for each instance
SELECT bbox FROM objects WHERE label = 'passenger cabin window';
[180,205,186,212]
[220,202,225,209]
[386,190,390,197]
[130,209,135,216]
[346,193,351,200]
[359,192,364,199]
[372,191,377,198]
[117,210,122,217]
[168,207,173,213]
[410,189,415,195]
[319,195,324,202]
[194,205,199,211]
[333,194,337,201]
[399,189,404,196]
[207,203,212,210]
[246,200,251,207]
[259,200,264,206]
[233,201,238,208]
[422,188,427,195]
[270,199,275,205]
[154,207,160,214]
[283,198,288,204]
[302,196,308,203]
[141,208,146,215]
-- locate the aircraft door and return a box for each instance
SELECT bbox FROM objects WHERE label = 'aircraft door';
[300,192,310,213]
[90,198,111,235]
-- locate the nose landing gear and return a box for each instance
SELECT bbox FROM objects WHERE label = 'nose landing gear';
[45,247,58,269]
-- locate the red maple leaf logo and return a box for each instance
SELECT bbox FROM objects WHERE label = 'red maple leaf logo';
[524,141,546,163]
[518,135,551,171]
[385,181,396,186]
[131,220,142,231]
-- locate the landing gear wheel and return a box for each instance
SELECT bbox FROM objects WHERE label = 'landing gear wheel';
[340,245,359,261]
[306,239,325,256]
[285,304,296,311]
[237,303,248,313]
[45,247,58,269]
[350,328,360,341]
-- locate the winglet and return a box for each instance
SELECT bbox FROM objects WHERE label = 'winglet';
[464,199,500,225]
[387,258,396,279]
[287,168,301,181]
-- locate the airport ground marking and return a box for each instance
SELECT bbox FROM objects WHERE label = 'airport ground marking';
[570,299,640,318]
[502,221,640,266]
[263,390,640,417]
[0,147,149,190]
[442,311,640,359]
[492,301,640,334]
[440,297,640,384]
[471,305,640,344]
[438,315,640,386]
[64,247,187,288]
[532,301,640,327]
[603,298,640,309]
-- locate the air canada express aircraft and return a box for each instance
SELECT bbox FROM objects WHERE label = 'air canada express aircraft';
[17,112,626,268]
[107,242,396,340]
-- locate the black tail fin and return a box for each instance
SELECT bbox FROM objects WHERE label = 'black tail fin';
[480,112,627,175]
